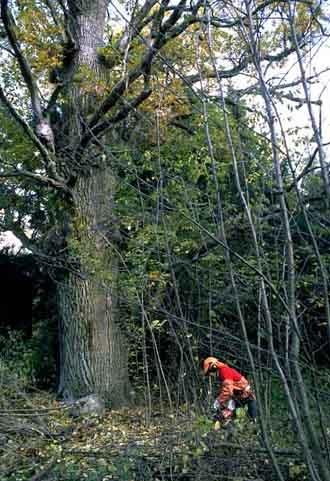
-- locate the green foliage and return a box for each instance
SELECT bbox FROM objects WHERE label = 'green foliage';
[0,107,57,248]
[45,463,112,481]
[191,414,214,435]
[0,330,36,390]
[289,462,308,480]
[114,101,273,381]
[0,323,56,392]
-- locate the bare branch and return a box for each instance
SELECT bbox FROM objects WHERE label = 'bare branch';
[187,40,308,84]
[274,92,321,106]
[287,1,330,201]
[233,70,330,99]
[0,166,70,193]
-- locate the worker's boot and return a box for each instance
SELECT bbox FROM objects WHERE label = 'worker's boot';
[247,399,257,421]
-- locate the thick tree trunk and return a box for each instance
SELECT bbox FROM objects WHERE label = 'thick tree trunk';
[57,169,130,406]
[56,0,130,405]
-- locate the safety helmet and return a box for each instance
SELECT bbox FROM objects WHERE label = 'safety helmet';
[203,356,219,375]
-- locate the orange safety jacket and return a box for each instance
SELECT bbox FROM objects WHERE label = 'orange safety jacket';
[214,361,255,406]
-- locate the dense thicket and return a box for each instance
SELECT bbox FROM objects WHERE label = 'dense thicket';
[1,0,330,480]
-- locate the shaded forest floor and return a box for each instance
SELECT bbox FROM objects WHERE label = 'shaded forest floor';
[0,391,309,481]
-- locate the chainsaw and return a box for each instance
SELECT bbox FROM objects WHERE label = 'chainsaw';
[212,399,235,430]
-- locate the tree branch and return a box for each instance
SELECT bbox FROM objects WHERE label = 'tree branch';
[81,0,191,146]
[170,120,195,135]
[1,0,42,119]
[83,87,152,144]
[187,41,308,83]
[0,1,62,180]
[275,92,321,106]
[0,166,70,193]
[0,86,62,181]
[160,0,186,33]
[0,87,50,159]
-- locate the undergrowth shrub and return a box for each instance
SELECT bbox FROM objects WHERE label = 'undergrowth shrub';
[0,330,36,396]
[0,322,57,398]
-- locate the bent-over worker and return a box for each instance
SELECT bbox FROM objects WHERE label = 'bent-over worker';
[203,356,257,424]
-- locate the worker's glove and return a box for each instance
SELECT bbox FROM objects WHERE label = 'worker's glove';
[227,399,236,411]
[213,399,220,411]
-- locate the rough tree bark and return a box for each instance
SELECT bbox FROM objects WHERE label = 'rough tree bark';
[57,172,129,405]
[55,0,130,404]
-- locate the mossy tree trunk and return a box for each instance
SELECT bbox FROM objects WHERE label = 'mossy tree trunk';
[56,0,130,405]
[57,171,129,405]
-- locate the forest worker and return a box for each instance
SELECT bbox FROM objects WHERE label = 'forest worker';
[203,356,257,425]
